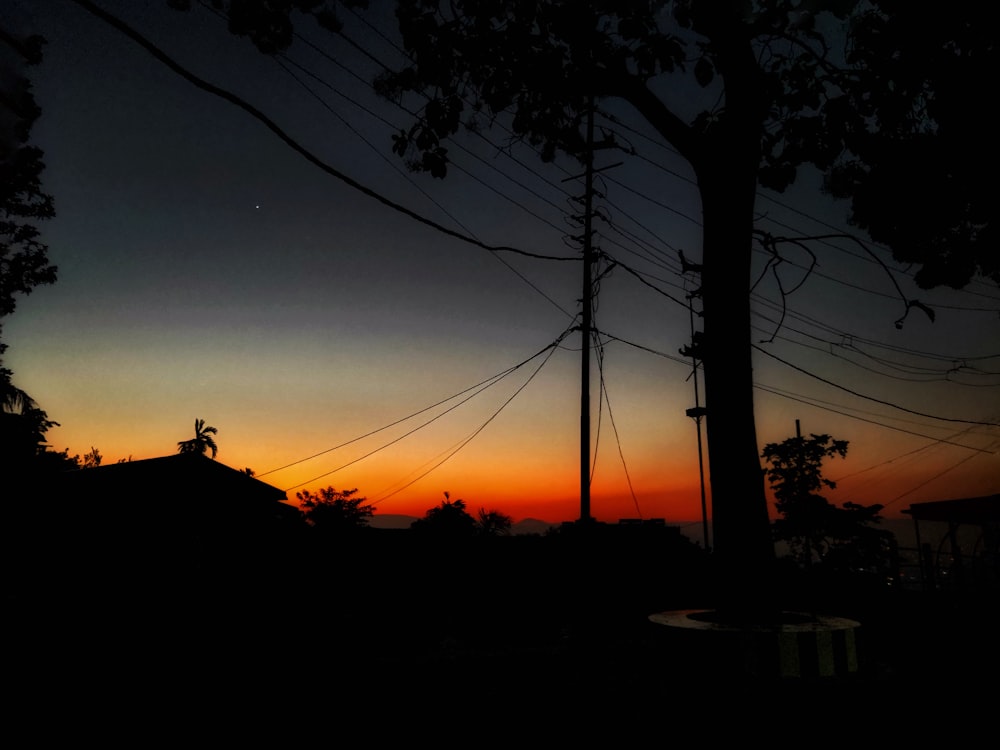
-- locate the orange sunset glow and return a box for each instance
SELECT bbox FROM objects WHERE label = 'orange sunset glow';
[4,1,998,529]
[6,0,999,722]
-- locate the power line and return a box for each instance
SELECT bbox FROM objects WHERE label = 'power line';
[596,337,644,518]
[211,1,584,325]
[751,293,1000,363]
[273,55,484,241]
[71,0,575,265]
[604,259,693,311]
[754,384,994,452]
[753,345,1000,427]
[270,40,578,322]
[325,10,706,282]
[831,425,989,484]
[750,319,1000,386]
[756,191,1000,304]
[597,106,999,311]
[594,328,693,369]
[881,452,985,510]
[259,331,571,478]
[78,1,998,516]
[370,326,568,504]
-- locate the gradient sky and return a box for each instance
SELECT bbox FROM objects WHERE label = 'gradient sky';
[5,1,999,527]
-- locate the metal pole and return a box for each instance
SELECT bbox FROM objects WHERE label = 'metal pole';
[688,299,710,550]
[580,100,594,524]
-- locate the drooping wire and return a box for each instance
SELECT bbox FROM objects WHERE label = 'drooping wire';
[369,325,573,503]
[71,0,575,264]
[259,329,574,478]
[753,345,1000,427]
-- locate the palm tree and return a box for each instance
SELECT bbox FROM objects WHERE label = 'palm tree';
[177,418,218,459]
[1,366,38,415]
[477,508,513,537]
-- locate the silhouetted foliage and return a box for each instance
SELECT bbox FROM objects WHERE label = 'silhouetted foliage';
[0,27,57,353]
[0,365,77,477]
[762,433,894,579]
[375,1,998,606]
[166,0,364,53]
[296,486,374,531]
[411,492,478,538]
[167,1,996,615]
[824,1,998,289]
[477,507,513,537]
[80,446,102,468]
[176,418,218,458]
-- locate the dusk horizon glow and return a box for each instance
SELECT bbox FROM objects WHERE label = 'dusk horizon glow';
[5,1,998,529]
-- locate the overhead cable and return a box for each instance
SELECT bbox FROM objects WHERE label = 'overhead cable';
[71,0,574,263]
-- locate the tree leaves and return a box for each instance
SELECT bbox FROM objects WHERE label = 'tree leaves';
[0,44,58,331]
[761,432,890,570]
[694,56,714,87]
[827,0,998,288]
[177,418,218,459]
[296,486,374,531]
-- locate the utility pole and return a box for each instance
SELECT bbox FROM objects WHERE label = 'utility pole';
[680,252,709,549]
[562,100,620,524]
[579,102,596,524]
[684,297,710,551]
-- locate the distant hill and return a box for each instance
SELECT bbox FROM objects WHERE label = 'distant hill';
[511,518,557,535]
[368,514,556,535]
[368,514,416,530]
[367,515,923,542]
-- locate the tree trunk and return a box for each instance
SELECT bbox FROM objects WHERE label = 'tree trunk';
[691,21,778,616]
[697,149,776,618]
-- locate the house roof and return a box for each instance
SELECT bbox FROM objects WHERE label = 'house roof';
[902,494,1000,525]
[55,453,297,524]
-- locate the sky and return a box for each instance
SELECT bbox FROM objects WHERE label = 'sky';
[4,1,999,528]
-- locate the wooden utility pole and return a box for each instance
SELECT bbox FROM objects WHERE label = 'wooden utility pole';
[561,100,619,524]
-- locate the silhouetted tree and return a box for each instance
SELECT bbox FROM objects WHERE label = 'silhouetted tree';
[159,1,997,615]
[477,507,513,537]
[296,486,374,531]
[763,433,849,567]
[374,0,843,612]
[824,1,998,289]
[0,22,61,485]
[374,1,999,612]
[0,363,32,414]
[0,24,57,354]
[0,365,78,485]
[176,418,218,458]
[80,446,102,468]
[762,433,892,578]
[411,492,477,538]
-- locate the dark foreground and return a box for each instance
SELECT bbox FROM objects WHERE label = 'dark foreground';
[6,526,997,739]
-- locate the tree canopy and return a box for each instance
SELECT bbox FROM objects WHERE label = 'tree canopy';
[296,486,375,531]
[477,507,514,537]
[0,25,57,352]
[176,418,219,459]
[375,0,995,289]
[762,432,892,578]
[824,0,997,289]
[411,492,479,537]
[155,0,997,614]
[374,2,996,602]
